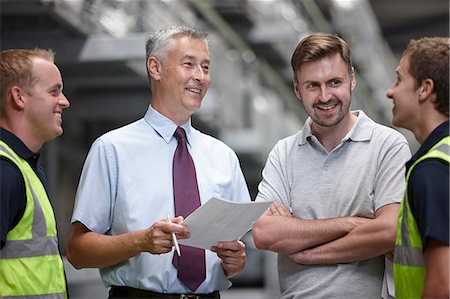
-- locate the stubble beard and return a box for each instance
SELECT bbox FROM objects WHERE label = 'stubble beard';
[309,98,349,128]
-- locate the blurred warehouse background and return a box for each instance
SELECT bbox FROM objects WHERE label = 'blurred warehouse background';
[1,0,448,298]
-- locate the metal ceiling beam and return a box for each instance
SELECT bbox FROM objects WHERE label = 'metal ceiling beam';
[2,34,146,63]
[1,0,90,36]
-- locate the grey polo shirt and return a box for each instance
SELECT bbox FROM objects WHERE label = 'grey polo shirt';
[256,110,411,298]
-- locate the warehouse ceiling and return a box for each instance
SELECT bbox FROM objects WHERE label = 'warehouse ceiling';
[2,0,448,68]
[368,0,449,57]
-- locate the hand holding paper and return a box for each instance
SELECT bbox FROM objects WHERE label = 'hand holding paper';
[211,240,246,278]
[178,197,273,250]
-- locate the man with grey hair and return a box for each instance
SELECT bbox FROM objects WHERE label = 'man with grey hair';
[68,26,250,298]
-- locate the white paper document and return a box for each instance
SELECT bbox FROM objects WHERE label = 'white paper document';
[178,197,273,250]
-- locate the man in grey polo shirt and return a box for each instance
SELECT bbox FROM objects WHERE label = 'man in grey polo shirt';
[252,33,411,298]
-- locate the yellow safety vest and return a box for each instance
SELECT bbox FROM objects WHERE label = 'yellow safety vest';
[394,136,450,299]
[0,141,67,299]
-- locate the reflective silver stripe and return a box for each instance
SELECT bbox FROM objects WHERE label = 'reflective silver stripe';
[0,236,59,259]
[4,292,65,299]
[401,199,411,248]
[394,189,425,267]
[433,143,450,155]
[394,244,425,266]
[0,143,51,258]
[29,176,48,238]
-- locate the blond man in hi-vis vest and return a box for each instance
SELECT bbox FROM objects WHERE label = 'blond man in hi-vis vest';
[0,48,70,298]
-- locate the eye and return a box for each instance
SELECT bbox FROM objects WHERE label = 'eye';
[330,79,341,86]
[306,82,318,89]
[183,61,193,67]
[202,64,209,72]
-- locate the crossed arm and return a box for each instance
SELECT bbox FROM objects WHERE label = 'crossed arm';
[252,202,399,264]
[67,217,245,277]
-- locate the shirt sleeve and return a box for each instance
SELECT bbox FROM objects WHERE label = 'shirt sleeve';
[71,138,118,233]
[373,136,411,210]
[255,140,291,207]
[0,158,26,248]
[408,159,449,247]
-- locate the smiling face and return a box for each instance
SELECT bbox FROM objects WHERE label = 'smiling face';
[293,53,355,131]
[24,57,70,144]
[150,35,211,124]
[386,54,420,131]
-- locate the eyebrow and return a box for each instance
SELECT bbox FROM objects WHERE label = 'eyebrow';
[182,55,210,64]
[48,83,63,91]
[302,76,344,85]
[301,80,317,85]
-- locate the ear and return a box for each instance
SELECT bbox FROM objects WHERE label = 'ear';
[350,67,356,91]
[147,56,161,81]
[9,86,26,111]
[418,78,435,103]
[293,78,302,101]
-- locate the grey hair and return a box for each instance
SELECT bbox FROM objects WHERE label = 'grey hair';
[145,26,209,90]
[146,25,209,63]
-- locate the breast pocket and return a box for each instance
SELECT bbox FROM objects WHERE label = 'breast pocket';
[198,180,225,204]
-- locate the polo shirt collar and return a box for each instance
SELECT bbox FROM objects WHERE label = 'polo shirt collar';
[144,105,194,146]
[298,110,373,145]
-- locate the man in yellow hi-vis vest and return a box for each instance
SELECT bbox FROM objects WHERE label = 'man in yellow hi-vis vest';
[386,37,449,299]
[0,49,70,298]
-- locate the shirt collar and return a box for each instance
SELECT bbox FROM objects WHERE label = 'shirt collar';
[407,120,449,168]
[144,105,194,146]
[0,127,40,167]
[298,110,373,146]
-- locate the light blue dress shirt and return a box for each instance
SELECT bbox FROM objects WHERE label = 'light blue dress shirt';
[71,105,251,293]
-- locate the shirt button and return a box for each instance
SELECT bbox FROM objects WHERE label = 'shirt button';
[324,165,329,171]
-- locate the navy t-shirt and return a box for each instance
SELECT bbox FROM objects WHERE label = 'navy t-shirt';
[0,128,48,248]
[406,121,449,248]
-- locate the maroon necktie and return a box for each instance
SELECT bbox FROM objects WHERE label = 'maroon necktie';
[172,126,206,291]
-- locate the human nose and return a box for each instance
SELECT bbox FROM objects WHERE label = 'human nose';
[192,65,207,82]
[386,83,394,100]
[318,85,332,102]
[59,92,70,108]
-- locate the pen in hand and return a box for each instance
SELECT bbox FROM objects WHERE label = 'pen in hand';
[166,214,181,257]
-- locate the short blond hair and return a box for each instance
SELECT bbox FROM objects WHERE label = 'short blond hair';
[0,48,55,116]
